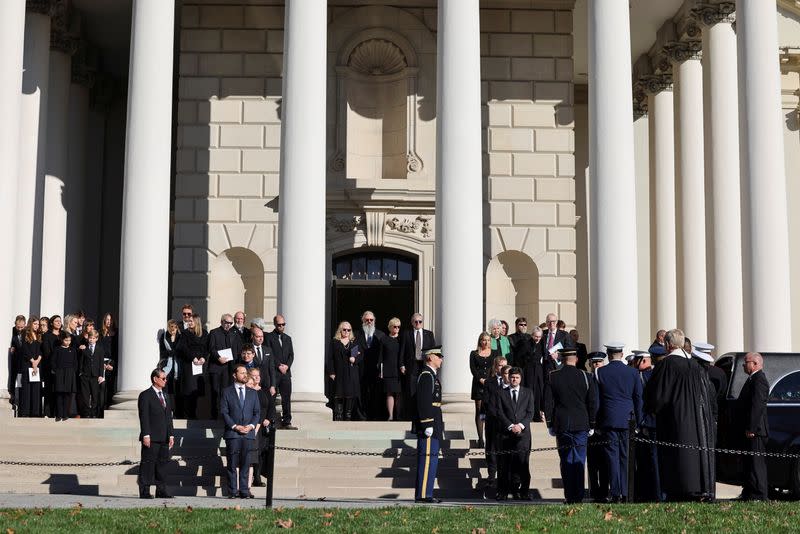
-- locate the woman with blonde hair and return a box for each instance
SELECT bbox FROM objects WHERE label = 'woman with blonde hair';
[470,331,500,447]
[326,321,362,421]
[175,313,208,419]
[378,317,403,421]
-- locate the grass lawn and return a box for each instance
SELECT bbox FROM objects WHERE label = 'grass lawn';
[2,502,799,533]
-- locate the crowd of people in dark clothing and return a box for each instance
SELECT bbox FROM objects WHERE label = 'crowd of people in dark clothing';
[7,311,117,420]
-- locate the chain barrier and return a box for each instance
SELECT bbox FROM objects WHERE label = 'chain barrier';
[1,437,797,468]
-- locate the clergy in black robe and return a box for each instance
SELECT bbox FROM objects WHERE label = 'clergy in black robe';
[644,337,715,501]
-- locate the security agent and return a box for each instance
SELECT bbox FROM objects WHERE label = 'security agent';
[585,352,609,502]
[595,342,643,503]
[633,350,661,502]
[544,348,598,504]
[415,346,444,503]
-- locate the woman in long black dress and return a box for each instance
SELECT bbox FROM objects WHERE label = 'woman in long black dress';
[41,315,63,418]
[378,317,403,421]
[326,322,363,421]
[99,313,118,408]
[175,314,208,419]
[19,317,42,417]
[470,332,499,447]
[51,333,78,421]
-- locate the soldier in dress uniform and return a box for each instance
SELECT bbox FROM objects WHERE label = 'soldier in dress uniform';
[596,342,643,503]
[415,346,444,503]
[585,352,609,502]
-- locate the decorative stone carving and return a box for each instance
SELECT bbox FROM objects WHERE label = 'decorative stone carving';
[666,40,702,63]
[640,73,673,95]
[632,81,648,119]
[327,215,363,233]
[348,39,407,76]
[692,2,735,26]
[365,211,387,247]
[386,215,432,238]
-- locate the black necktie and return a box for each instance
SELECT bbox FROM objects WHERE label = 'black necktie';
[257,346,262,361]
[238,387,244,407]
[158,391,166,409]
[512,389,518,406]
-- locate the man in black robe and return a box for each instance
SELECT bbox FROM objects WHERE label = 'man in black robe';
[643,328,715,501]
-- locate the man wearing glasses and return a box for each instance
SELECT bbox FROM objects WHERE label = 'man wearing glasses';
[267,315,296,429]
[208,314,244,420]
[138,369,174,499]
[179,304,193,331]
[356,311,385,420]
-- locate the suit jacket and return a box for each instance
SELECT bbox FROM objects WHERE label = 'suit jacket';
[544,365,597,433]
[595,359,643,429]
[495,386,535,443]
[355,329,385,376]
[79,342,106,378]
[220,384,261,440]
[400,328,436,370]
[266,330,294,377]
[138,387,174,443]
[208,326,243,376]
[538,329,573,355]
[738,370,769,437]
[253,343,276,389]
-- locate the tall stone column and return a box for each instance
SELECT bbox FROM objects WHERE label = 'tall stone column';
[40,18,76,316]
[0,0,27,397]
[15,1,53,316]
[644,72,678,331]
[436,0,483,401]
[277,0,327,407]
[736,0,792,351]
[669,19,707,341]
[65,44,95,313]
[117,0,175,395]
[697,3,743,354]
[588,0,639,349]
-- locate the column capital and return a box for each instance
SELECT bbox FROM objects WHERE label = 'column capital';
[641,73,674,95]
[692,2,736,26]
[666,40,703,63]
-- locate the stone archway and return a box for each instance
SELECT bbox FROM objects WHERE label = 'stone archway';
[208,247,265,323]
[485,250,540,325]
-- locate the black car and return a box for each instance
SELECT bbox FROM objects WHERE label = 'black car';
[715,352,800,498]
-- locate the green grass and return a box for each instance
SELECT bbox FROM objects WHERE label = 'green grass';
[2,502,799,533]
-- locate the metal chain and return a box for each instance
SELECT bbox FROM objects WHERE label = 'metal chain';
[631,436,800,459]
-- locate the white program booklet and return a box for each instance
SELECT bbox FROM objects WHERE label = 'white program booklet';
[192,363,204,376]
[28,369,41,382]
[548,342,563,355]
[218,348,234,363]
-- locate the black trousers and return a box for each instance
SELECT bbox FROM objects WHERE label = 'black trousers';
[743,435,768,500]
[55,392,72,419]
[79,376,101,418]
[19,379,42,417]
[485,418,499,481]
[276,374,292,424]
[225,438,252,495]
[587,432,609,500]
[499,435,531,495]
[139,441,171,491]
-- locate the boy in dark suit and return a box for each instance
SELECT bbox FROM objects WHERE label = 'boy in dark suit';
[78,331,105,418]
[220,364,261,498]
[137,369,174,499]
[494,366,535,500]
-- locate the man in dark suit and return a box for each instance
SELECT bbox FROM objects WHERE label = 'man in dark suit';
[266,314,296,429]
[495,367,535,501]
[400,313,436,422]
[251,327,276,396]
[738,352,769,501]
[539,313,574,379]
[596,343,643,502]
[220,364,261,498]
[137,369,174,499]
[208,313,243,419]
[233,311,251,344]
[482,357,509,491]
[78,330,106,418]
[179,304,194,332]
[545,348,598,503]
[355,310,385,421]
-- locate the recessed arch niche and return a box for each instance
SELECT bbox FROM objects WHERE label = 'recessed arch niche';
[485,251,540,325]
[208,247,264,323]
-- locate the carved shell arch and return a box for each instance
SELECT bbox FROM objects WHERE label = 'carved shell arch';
[348,39,407,76]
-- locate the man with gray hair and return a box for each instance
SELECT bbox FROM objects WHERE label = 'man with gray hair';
[208,313,244,420]
[644,328,715,501]
[356,310,385,420]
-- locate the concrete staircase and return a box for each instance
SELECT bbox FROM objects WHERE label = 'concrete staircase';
[0,406,568,500]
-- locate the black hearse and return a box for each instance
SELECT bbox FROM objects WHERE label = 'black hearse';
[715,352,800,498]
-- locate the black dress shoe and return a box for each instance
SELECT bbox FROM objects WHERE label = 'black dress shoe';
[139,492,153,499]
[155,491,174,499]
[414,497,441,503]
[517,492,532,501]
[496,493,508,501]
[227,494,238,499]
[252,480,265,487]
[239,492,254,499]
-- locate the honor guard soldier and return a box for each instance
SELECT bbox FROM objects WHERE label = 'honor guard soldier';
[415,346,444,503]
[585,352,609,502]
[596,342,643,503]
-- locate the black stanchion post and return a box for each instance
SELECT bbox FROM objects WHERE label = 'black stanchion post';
[265,427,276,508]
[627,418,636,503]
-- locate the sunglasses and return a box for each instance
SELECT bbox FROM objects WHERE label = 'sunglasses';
[275,323,286,327]
[364,318,375,322]
[182,312,192,316]
[413,320,423,324]
[517,323,527,327]
[223,321,233,325]
[341,328,351,332]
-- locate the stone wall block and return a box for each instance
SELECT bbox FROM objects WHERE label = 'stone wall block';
[557,154,575,177]
[179,77,220,100]
[513,202,557,225]
[180,125,218,148]
[498,226,528,251]
[173,198,195,222]
[513,153,556,177]
[558,301,577,327]
[557,202,576,226]
[199,6,244,28]
[535,128,574,152]
[488,103,512,126]
[243,6,285,29]
[219,173,263,197]
[267,30,284,53]
[490,177,534,200]
[489,152,512,175]
[175,149,196,172]
[176,174,216,198]
[182,29,221,52]
[481,57,511,80]
[480,10,511,32]
[539,276,576,300]
[264,174,280,197]
[513,104,555,127]
[490,201,513,226]
[208,199,239,222]
[489,81,533,101]
[534,82,572,104]
[202,149,241,173]
[221,78,265,98]
[181,6,200,28]
[535,178,574,200]
[240,199,279,222]
[242,148,281,173]
[536,252,559,276]
[219,124,263,148]
[177,102,197,124]
[172,248,194,272]
[490,128,533,151]
[222,30,267,52]
[522,227,547,258]
[209,99,242,123]
[558,252,577,276]
[244,53,283,76]
[264,124,281,147]
[489,34,533,57]
[555,58,572,81]
[554,11,573,33]
[548,227,576,251]
[174,223,206,247]
[510,11,555,33]
[199,53,244,76]
[533,34,572,57]
[180,54,198,76]
[172,273,209,297]
[511,58,555,81]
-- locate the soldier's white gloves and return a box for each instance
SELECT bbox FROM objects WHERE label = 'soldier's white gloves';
[424,427,433,437]
[588,429,595,437]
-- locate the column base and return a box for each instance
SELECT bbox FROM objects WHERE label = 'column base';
[0,388,9,400]
[441,393,473,414]
[109,390,140,412]
[289,392,330,414]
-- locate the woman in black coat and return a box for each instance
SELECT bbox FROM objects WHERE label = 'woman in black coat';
[19,318,43,417]
[175,314,208,419]
[51,333,78,421]
[159,319,182,416]
[378,317,403,421]
[470,332,500,447]
[326,321,363,421]
[40,315,63,418]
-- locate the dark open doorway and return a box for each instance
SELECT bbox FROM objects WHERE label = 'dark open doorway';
[330,250,418,335]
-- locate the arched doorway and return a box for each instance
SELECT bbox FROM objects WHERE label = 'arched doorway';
[330,250,418,335]
[208,247,265,324]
